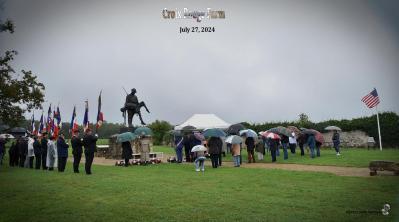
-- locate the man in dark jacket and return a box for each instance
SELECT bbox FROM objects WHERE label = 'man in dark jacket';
[33,136,42,169]
[208,137,222,168]
[40,133,48,170]
[183,134,192,162]
[281,135,289,160]
[57,133,69,172]
[82,128,98,175]
[71,131,83,173]
[0,137,7,165]
[297,134,307,156]
[269,138,278,162]
[332,130,341,156]
[121,141,132,167]
[18,137,28,167]
[245,136,255,163]
[307,134,316,158]
[8,141,18,167]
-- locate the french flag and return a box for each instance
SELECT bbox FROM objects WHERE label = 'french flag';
[96,91,104,129]
[38,112,44,136]
[70,106,79,134]
[47,105,52,132]
[31,113,37,135]
[83,100,89,132]
[54,105,61,127]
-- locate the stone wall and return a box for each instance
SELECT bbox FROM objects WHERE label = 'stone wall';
[322,130,373,148]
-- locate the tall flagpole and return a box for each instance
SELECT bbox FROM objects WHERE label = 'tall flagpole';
[375,105,382,151]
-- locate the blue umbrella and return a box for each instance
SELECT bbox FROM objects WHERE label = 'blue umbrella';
[117,132,137,143]
[134,126,153,136]
[203,128,227,138]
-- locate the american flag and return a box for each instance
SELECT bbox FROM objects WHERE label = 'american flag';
[361,88,380,108]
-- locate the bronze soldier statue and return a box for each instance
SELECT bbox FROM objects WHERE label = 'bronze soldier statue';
[120,88,150,127]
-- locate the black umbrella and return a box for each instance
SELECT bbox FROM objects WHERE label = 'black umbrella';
[10,127,27,134]
[181,125,196,132]
[0,124,10,133]
[227,123,246,135]
[169,130,182,137]
[301,128,316,135]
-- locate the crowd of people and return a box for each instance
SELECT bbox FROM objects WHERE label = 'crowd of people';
[0,127,342,173]
[171,129,342,171]
[1,128,98,174]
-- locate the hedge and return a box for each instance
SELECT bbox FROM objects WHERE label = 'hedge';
[242,112,399,148]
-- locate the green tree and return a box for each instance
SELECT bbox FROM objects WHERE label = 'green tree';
[148,120,173,145]
[0,20,45,127]
[297,113,312,128]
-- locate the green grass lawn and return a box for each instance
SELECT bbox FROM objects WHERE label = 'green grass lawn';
[0,161,398,222]
[154,146,399,168]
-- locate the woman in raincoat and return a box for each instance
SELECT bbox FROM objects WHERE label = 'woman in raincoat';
[46,136,57,171]
[27,136,35,168]
[255,136,265,160]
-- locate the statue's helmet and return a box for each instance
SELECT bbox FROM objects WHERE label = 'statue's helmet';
[131,88,137,94]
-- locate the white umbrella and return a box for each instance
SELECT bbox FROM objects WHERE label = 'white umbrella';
[225,135,243,144]
[325,126,342,131]
[0,134,14,139]
[191,145,207,152]
[239,129,257,138]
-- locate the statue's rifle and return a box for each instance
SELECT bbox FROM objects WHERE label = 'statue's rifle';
[122,87,127,126]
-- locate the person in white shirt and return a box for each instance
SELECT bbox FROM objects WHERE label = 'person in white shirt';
[289,132,297,154]
[27,136,35,168]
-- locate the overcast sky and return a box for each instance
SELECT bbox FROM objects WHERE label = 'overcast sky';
[1,0,399,126]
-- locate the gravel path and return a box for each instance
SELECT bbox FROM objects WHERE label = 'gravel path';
[68,156,395,177]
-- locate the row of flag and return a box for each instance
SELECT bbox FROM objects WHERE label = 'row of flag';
[30,92,104,137]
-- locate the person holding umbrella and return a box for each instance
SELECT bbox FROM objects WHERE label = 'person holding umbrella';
[289,132,297,154]
[226,135,242,167]
[261,132,280,162]
[174,135,184,163]
[121,141,132,167]
[269,138,279,163]
[117,132,137,166]
[207,136,222,168]
[307,134,316,158]
[255,136,265,160]
[183,134,192,162]
[245,135,256,163]
[297,134,307,156]
[231,143,241,167]
[191,145,207,172]
[332,130,341,156]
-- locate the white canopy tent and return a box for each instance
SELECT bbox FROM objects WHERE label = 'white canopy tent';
[174,114,231,130]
